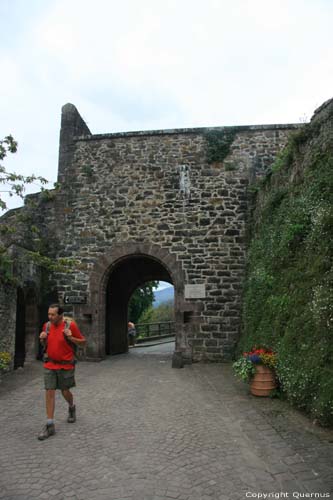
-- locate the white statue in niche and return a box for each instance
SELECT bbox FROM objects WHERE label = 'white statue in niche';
[179,165,191,199]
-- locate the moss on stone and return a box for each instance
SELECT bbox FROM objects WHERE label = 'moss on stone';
[204,128,237,164]
[239,117,333,426]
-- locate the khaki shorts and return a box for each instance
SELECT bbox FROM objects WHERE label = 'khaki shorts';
[44,368,76,390]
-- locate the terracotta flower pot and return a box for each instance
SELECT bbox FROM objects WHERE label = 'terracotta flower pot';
[250,365,277,397]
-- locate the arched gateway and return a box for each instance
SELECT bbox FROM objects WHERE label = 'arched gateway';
[86,242,190,363]
[0,103,299,366]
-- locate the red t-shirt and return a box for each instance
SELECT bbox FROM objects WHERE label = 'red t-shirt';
[43,320,85,370]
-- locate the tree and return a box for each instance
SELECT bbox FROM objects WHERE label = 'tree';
[0,135,48,210]
[138,300,174,324]
[128,281,158,324]
[0,135,72,284]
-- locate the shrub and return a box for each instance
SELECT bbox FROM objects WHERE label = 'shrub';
[239,118,333,426]
[0,351,11,372]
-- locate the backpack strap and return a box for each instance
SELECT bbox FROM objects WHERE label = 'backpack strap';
[41,321,51,360]
[42,321,51,348]
[63,318,78,362]
[42,319,77,365]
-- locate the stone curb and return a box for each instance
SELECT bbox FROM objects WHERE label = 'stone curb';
[133,337,175,348]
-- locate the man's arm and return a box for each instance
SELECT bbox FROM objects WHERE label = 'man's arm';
[66,334,86,347]
[64,323,87,347]
[39,327,47,344]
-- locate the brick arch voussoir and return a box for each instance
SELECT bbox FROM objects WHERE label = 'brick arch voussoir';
[89,242,184,305]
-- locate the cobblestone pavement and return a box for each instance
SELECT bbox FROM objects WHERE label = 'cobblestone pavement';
[0,345,332,500]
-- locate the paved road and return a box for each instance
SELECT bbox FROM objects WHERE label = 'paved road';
[0,345,332,500]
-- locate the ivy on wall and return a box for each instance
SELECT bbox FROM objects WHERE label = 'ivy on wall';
[238,121,333,426]
[203,128,237,164]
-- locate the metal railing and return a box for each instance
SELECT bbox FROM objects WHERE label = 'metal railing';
[135,321,175,339]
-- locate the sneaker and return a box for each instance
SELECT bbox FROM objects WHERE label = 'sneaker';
[67,405,76,423]
[38,423,55,441]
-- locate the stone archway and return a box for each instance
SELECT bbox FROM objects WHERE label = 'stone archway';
[105,255,173,355]
[86,242,191,363]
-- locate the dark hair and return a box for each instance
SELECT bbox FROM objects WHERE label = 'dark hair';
[49,303,64,315]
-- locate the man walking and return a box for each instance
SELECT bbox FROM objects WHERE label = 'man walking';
[38,304,86,440]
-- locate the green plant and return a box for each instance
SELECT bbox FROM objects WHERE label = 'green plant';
[239,115,333,425]
[224,161,238,171]
[0,351,11,372]
[82,165,94,177]
[0,135,48,210]
[138,300,174,324]
[0,250,14,284]
[233,347,277,382]
[232,356,256,382]
[0,136,74,283]
[128,281,158,324]
[204,128,237,164]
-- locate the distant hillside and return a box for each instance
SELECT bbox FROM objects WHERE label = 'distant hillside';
[153,286,174,308]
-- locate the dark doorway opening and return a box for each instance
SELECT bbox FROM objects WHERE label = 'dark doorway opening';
[24,289,39,361]
[105,255,172,355]
[14,288,26,368]
[14,287,40,368]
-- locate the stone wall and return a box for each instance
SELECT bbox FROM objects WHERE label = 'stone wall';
[42,104,298,362]
[0,284,17,365]
[1,102,304,364]
[237,97,333,423]
[0,228,44,367]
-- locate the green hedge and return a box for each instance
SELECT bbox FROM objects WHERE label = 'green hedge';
[238,124,333,426]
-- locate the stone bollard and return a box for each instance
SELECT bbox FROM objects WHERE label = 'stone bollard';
[172,351,184,369]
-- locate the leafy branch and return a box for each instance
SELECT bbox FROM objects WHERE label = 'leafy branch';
[0,135,74,285]
[0,135,49,210]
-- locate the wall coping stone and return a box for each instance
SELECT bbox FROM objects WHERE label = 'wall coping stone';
[73,123,301,142]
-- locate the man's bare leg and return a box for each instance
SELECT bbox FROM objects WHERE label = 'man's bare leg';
[62,389,76,423]
[61,389,73,406]
[38,390,56,440]
[46,389,56,419]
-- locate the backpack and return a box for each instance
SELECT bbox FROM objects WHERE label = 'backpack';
[43,317,79,364]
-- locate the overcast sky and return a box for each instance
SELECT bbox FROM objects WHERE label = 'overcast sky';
[1,0,332,210]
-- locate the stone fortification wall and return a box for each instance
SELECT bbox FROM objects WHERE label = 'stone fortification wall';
[46,104,298,362]
[0,285,16,363]
[0,195,57,366]
[0,101,303,363]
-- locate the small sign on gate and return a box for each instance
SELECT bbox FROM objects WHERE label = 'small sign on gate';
[64,295,87,305]
[184,284,206,299]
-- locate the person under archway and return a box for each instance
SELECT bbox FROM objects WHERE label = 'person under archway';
[128,321,137,347]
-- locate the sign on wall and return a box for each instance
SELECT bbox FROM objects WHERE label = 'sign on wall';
[64,295,87,305]
[184,284,206,299]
